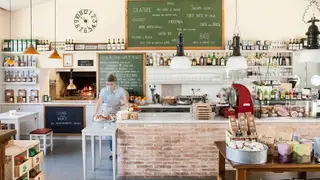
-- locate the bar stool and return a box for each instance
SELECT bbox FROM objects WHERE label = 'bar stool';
[30,128,53,156]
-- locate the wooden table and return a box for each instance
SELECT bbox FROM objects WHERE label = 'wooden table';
[215,141,320,180]
[0,130,16,180]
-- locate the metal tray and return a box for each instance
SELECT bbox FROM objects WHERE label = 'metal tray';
[226,145,268,164]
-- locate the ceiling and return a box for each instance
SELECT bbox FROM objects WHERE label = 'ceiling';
[0,0,52,11]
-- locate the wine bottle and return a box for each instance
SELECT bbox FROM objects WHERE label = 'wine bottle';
[112,39,117,51]
[149,55,154,66]
[212,53,216,66]
[146,55,150,66]
[200,53,204,66]
[167,55,171,66]
[117,39,121,51]
[65,39,68,51]
[107,39,112,51]
[192,54,197,66]
[6,71,10,82]
[288,39,292,50]
[159,53,164,66]
[220,54,225,66]
[121,39,125,50]
[206,54,212,65]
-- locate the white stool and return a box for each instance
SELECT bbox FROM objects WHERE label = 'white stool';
[30,128,53,156]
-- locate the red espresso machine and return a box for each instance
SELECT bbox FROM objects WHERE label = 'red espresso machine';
[216,83,254,118]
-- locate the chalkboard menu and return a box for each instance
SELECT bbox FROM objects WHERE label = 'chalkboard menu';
[78,60,94,66]
[44,105,86,134]
[98,53,145,96]
[126,0,224,49]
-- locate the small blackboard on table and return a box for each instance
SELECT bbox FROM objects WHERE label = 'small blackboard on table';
[44,105,86,135]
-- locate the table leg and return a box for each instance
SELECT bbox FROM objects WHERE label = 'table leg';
[112,133,116,180]
[217,151,225,180]
[99,136,102,161]
[91,136,95,172]
[236,169,247,180]
[82,134,87,180]
[15,122,20,140]
[298,172,307,179]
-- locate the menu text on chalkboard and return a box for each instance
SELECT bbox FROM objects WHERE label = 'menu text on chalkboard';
[126,0,224,49]
[78,60,94,66]
[98,53,145,96]
[44,106,86,134]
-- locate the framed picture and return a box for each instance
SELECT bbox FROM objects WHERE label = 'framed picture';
[63,54,73,67]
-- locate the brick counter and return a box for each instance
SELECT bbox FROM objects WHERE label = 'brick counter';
[117,122,320,178]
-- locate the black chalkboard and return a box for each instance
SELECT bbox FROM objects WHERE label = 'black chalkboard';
[98,53,145,96]
[78,60,94,66]
[126,0,224,49]
[44,105,86,134]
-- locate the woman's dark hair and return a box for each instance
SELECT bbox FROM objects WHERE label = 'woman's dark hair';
[107,73,117,82]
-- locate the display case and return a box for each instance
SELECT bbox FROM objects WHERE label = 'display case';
[254,99,314,119]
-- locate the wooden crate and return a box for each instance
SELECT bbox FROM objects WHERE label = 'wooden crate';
[30,171,44,180]
[31,151,44,167]
[14,159,32,177]
[191,103,213,120]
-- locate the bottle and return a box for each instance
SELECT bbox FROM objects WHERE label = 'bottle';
[220,54,225,66]
[286,55,291,66]
[167,55,171,66]
[70,39,74,51]
[263,89,269,100]
[281,54,286,66]
[149,55,153,66]
[276,53,280,65]
[21,71,26,82]
[299,39,303,50]
[225,53,229,65]
[270,88,275,100]
[121,39,125,50]
[203,54,208,66]
[216,53,220,65]
[294,39,298,50]
[16,71,21,82]
[116,39,121,50]
[112,39,117,50]
[37,40,42,51]
[199,54,204,66]
[46,40,49,51]
[191,54,197,66]
[159,53,164,66]
[212,53,216,66]
[32,71,37,83]
[17,56,21,67]
[146,55,150,66]
[206,54,212,65]
[65,39,68,51]
[107,39,112,51]
[288,39,292,50]
[20,56,25,67]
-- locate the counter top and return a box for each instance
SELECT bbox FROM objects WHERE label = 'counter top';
[116,113,320,124]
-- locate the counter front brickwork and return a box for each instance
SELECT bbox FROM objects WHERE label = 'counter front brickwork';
[117,123,320,178]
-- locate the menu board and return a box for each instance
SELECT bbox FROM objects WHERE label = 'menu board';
[126,0,224,49]
[98,53,145,96]
[44,105,86,134]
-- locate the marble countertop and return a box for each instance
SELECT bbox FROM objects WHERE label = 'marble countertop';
[116,113,320,124]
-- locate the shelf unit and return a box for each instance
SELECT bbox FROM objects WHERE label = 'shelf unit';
[5,140,44,180]
[2,82,37,85]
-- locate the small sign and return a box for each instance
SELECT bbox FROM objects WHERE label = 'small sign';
[74,43,85,51]
[78,60,94,66]
[50,42,65,51]
[84,44,98,50]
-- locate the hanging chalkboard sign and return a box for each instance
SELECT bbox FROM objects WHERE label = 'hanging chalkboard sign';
[44,105,86,134]
[78,60,94,66]
[98,53,145,96]
[126,0,224,50]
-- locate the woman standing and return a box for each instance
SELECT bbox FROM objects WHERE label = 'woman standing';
[95,73,129,159]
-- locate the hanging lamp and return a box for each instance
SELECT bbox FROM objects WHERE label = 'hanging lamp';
[24,0,39,55]
[226,0,247,71]
[170,33,191,69]
[49,0,61,59]
[4,0,15,66]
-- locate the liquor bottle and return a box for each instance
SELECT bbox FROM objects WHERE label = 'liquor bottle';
[192,54,197,66]
[294,39,298,50]
[146,55,150,66]
[281,54,286,66]
[17,56,21,67]
[70,39,74,51]
[37,40,42,51]
[220,54,225,66]
[46,40,49,51]
[27,71,32,82]
[121,39,125,50]
[117,39,121,51]
[212,53,216,66]
[275,53,279,65]
[299,39,303,50]
[6,71,11,82]
[159,53,164,66]
[16,71,21,82]
[286,55,291,66]
[167,55,171,66]
[288,39,292,50]
[107,39,112,51]
[112,39,117,51]
[206,54,212,65]
[20,56,25,67]
[156,53,160,66]
[216,53,220,65]
[149,55,154,66]
[225,53,229,65]
[199,53,204,66]
[11,71,16,82]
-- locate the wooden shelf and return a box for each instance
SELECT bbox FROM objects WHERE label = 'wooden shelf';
[1,67,39,70]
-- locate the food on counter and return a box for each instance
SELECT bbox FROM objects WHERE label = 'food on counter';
[117,110,129,120]
[130,112,139,120]
[134,96,147,106]
[228,141,266,151]
[129,104,141,112]
[94,114,113,121]
[257,105,310,118]
[162,95,176,105]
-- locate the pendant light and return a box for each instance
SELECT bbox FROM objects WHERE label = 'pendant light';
[49,0,61,59]
[24,0,39,55]
[170,33,191,69]
[226,0,247,71]
[170,0,191,69]
[4,0,15,66]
